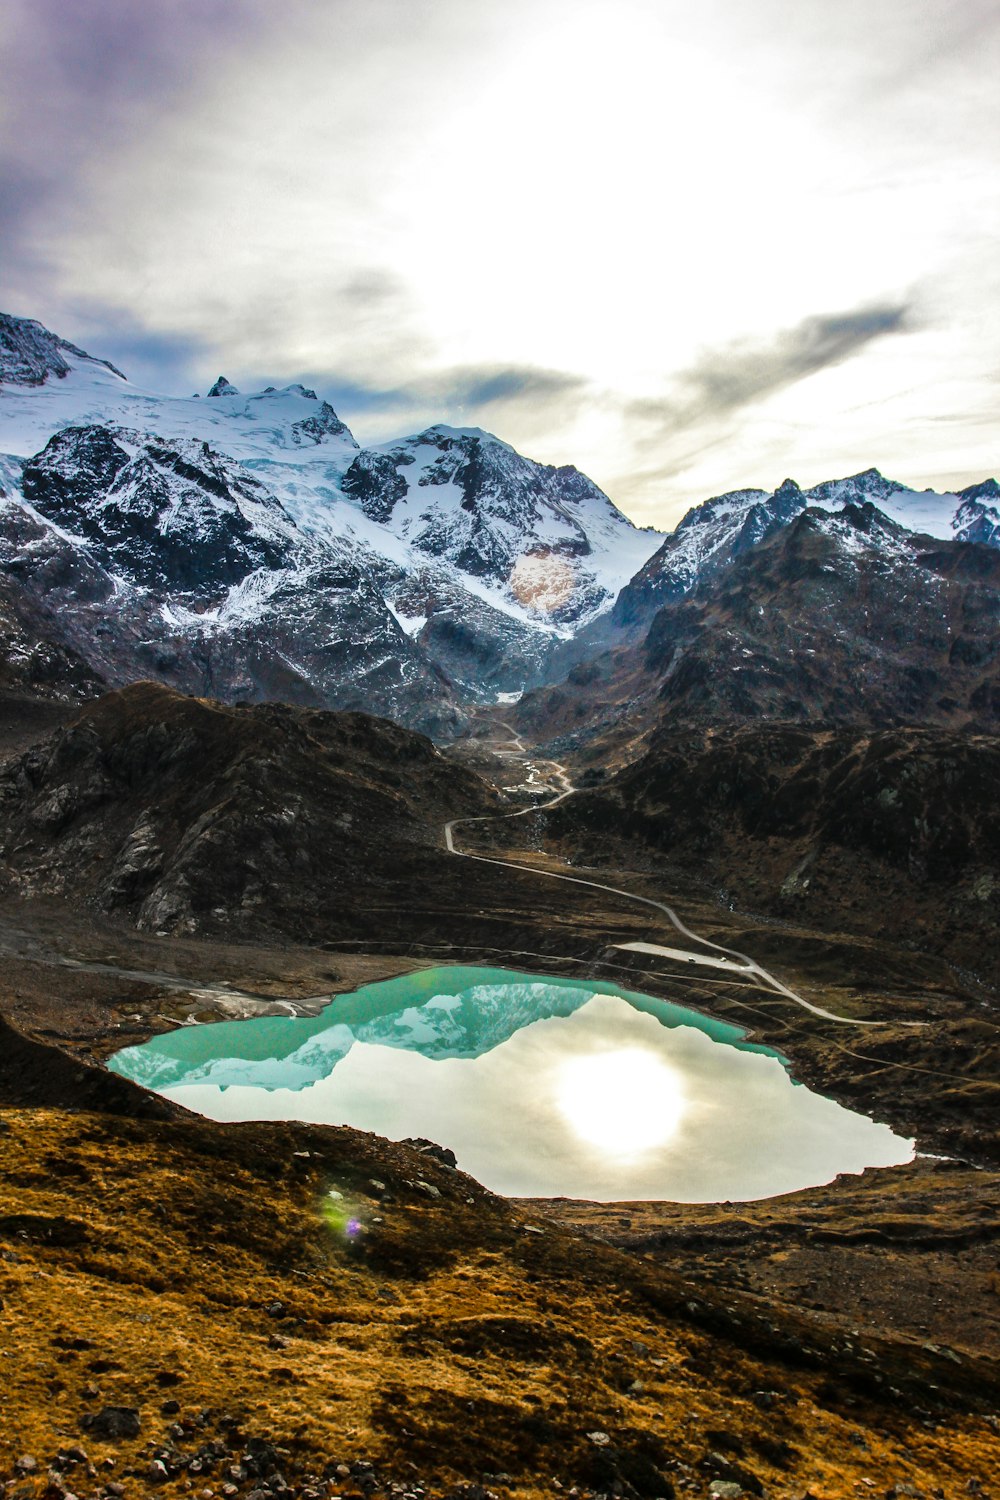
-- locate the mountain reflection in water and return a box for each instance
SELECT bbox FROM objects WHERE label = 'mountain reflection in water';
[109,965,913,1201]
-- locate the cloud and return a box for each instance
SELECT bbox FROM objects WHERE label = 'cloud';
[627,302,913,441]
[428,364,589,412]
[2,0,268,118]
[280,362,591,443]
[0,0,272,280]
[3,0,993,530]
[604,301,919,522]
[71,309,209,392]
[336,269,409,311]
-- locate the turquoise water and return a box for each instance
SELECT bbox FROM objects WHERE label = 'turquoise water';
[109,965,913,1201]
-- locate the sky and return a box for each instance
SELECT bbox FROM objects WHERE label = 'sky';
[1,0,997,528]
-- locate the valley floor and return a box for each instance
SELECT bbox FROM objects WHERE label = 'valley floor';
[0,716,997,1496]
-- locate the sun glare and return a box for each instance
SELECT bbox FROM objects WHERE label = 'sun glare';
[509,552,576,613]
[556,1048,685,1157]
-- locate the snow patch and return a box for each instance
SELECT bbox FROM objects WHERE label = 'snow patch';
[386,602,427,638]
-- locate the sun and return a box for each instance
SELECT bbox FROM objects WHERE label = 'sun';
[556,1048,685,1157]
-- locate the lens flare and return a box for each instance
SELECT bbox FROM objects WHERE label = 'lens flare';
[321,1187,365,1245]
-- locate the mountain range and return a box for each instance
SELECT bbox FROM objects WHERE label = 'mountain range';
[3,309,999,742]
[0,312,662,733]
[517,497,1000,755]
[612,468,1000,631]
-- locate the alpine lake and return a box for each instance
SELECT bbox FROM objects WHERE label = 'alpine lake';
[109,965,914,1202]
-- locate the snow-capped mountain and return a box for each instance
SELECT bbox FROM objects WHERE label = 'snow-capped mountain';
[0,483,452,733]
[343,425,658,621]
[636,497,1000,729]
[4,310,996,737]
[21,424,299,595]
[0,312,664,726]
[0,316,361,473]
[517,493,1000,745]
[0,313,126,388]
[614,467,1000,629]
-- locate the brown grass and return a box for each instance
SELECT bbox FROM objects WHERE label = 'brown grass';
[1,1108,998,1498]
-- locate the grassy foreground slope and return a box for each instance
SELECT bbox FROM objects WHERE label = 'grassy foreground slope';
[1,1105,998,1499]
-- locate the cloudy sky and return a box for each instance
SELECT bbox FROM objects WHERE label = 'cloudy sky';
[2,0,997,527]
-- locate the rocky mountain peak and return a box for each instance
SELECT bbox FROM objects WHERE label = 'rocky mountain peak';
[953,478,1000,548]
[340,423,659,622]
[289,397,355,447]
[0,312,126,388]
[207,376,239,397]
[958,477,1000,503]
[20,423,297,598]
[805,467,907,507]
[613,461,1000,636]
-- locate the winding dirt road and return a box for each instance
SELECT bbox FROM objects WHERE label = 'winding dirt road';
[445,721,899,1029]
[0,722,919,1035]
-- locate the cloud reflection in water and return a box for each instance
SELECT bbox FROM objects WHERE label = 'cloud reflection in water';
[125,986,913,1202]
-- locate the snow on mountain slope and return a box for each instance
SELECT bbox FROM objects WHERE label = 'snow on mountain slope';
[0,320,461,730]
[0,313,669,723]
[0,312,126,388]
[614,467,1000,630]
[21,424,301,597]
[0,351,361,478]
[953,480,1000,548]
[0,316,663,635]
[811,471,970,540]
[0,470,458,734]
[341,424,664,629]
[24,309,997,738]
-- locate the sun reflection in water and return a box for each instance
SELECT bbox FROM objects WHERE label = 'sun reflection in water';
[556,1048,685,1156]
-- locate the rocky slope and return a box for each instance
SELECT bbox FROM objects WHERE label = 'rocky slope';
[1,690,997,1490]
[21,424,298,596]
[0,682,495,939]
[3,1106,997,1499]
[516,501,1000,749]
[0,472,456,735]
[548,720,1000,980]
[641,505,1000,730]
[613,466,1000,633]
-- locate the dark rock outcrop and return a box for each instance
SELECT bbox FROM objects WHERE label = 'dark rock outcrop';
[0,682,494,938]
[550,722,1000,978]
[21,425,296,598]
[207,375,239,397]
